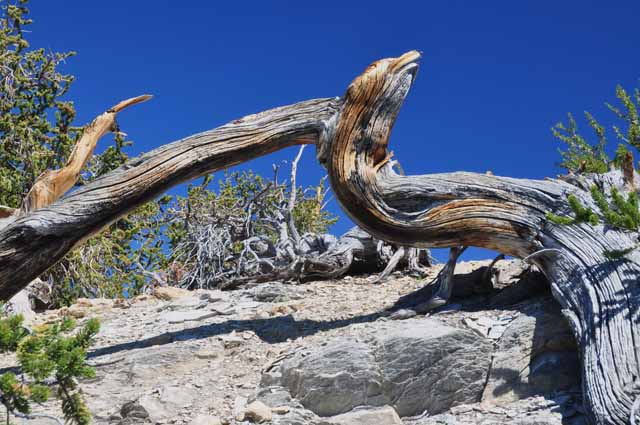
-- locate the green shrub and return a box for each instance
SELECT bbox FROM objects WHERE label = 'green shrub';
[0,0,172,306]
[554,85,640,174]
[0,0,78,208]
[0,313,99,424]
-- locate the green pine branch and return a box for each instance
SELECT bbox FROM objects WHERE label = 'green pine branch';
[0,313,99,425]
[545,194,599,226]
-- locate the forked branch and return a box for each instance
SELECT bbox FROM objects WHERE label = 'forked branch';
[19,95,152,214]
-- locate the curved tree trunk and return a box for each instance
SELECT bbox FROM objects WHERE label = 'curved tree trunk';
[0,51,637,424]
[319,50,640,425]
[0,98,339,299]
[2,95,152,315]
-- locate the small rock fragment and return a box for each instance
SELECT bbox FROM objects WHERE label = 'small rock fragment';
[326,406,402,425]
[487,324,507,339]
[389,309,416,320]
[195,347,223,360]
[272,405,290,415]
[198,291,226,303]
[211,303,236,315]
[233,396,248,421]
[120,400,149,419]
[463,317,488,337]
[190,414,222,425]
[152,286,191,301]
[244,400,272,423]
[222,333,245,348]
[254,310,271,320]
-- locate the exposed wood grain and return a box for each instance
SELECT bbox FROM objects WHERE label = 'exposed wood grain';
[20,95,152,214]
[0,97,339,299]
[321,50,640,425]
[0,51,637,424]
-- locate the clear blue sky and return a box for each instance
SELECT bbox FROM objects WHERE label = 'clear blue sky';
[28,1,640,261]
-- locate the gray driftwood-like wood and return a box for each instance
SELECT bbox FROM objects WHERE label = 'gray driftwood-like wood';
[214,225,430,290]
[0,50,637,424]
[0,98,339,298]
[319,50,640,425]
[300,225,430,281]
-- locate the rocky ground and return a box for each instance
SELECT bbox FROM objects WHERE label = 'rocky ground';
[1,260,588,425]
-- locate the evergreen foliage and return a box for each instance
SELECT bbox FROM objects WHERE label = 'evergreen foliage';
[593,186,640,231]
[608,85,640,151]
[554,113,609,174]
[547,185,640,232]
[0,0,78,208]
[0,313,99,425]
[550,83,640,259]
[47,198,171,305]
[0,0,167,306]
[0,0,339,304]
[554,84,640,174]
[546,194,599,226]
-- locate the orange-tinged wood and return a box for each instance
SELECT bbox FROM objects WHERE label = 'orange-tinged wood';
[20,95,152,213]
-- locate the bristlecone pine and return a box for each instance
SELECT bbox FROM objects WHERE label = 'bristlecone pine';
[0,51,638,425]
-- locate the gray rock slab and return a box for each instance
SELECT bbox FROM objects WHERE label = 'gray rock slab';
[161,310,219,323]
[323,406,402,425]
[260,318,492,417]
[482,299,579,405]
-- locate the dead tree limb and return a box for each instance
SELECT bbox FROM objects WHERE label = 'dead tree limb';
[20,95,152,214]
[373,246,405,283]
[389,246,466,313]
[300,226,383,279]
[2,95,151,314]
[319,50,640,425]
[287,145,305,245]
[0,51,637,424]
[0,98,339,298]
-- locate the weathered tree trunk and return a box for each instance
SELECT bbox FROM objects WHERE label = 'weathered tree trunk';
[318,50,640,425]
[0,51,637,424]
[297,226,430,281]
[2,95,152,313]
[0,98,338,298]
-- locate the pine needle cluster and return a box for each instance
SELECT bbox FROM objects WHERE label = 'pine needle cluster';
[554,85,640,175]
[551,80,640,260]
[546,194,599,226]
[546,186,640,231]
[0,313,99,425]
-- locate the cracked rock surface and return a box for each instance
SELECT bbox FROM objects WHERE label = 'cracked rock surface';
[0,260,583,424]
[260,318,492,417]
